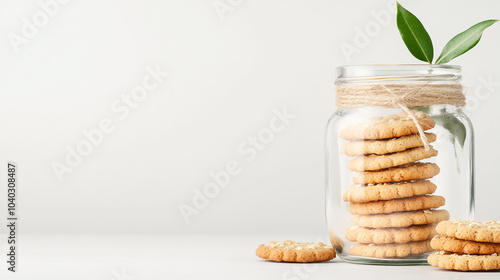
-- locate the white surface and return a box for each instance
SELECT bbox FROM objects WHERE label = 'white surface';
[0,234,499,279]
[0,0,500,241]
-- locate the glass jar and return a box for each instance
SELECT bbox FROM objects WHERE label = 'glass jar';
[325,65,474,265]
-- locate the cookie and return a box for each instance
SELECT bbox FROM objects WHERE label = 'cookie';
[339,111,435,140]
[348,146,438,172]
[350,240,432,258]
[343,180,437,203]
[349,195,445,215]
[431,236,500,255]
[341,133,437,156]
[353,162,440,184]
[435,220,500,243]
[255,240,335,263]
[428,251,500,271]
[346,224,437,244]
[353,209,450,228]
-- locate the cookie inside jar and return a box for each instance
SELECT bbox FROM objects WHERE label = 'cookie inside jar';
[339,110,449,259]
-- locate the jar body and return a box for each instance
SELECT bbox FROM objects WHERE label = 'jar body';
[325,65,474,264]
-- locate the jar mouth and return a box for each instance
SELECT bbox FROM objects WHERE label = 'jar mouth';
[335,64,462,85]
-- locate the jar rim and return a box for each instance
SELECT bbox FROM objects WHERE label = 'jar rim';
[335,64,462,85]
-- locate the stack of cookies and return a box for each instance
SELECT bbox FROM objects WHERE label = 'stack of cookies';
[428,220,500,271]
[339,111,450,258]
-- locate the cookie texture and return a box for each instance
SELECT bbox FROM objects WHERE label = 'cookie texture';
[343,180,437,203]
[431,236,500,255]
[348,146,438,172]
[353,209,450,228]
[341,133,437,156]
[349,195,445,215]
[255,240,335,263]
[350,240,432,258]
[436,220,500,243]
[353,162,440,184]
[346,224,437,244]
[428,251,500,271]
[339,111,435,140]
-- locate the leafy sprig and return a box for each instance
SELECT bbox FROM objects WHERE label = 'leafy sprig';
[396,2,498,64]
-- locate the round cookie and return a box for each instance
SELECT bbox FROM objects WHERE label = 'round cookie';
[428,251,500,271]
[350,240,432,258]
[431,235,500,255]
[348,146,438,172]
[353,162,440,185]
[346,224,437,244]
[255,240,335,263]
[343,180,437,203]
[348,195,445,215]
[436,220,500,243]
[339,111,435,140]
[341,133,437,156]
[352,209,450,228]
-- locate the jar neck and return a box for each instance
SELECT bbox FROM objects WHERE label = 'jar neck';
[334,65,465,110]
[335,64,462,85]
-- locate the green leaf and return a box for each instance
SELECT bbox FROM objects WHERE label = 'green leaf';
[396,2,434,63]
[433,114,466,148]
[436,19,499,64]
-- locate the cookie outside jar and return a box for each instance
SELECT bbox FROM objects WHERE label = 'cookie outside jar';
[325,65,474,265]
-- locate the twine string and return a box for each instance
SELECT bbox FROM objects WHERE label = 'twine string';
[336,84,465,108]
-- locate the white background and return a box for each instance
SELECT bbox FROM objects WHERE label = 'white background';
[0,0,500,278]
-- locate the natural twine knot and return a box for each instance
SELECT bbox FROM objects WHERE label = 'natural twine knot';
[335,83,466,150]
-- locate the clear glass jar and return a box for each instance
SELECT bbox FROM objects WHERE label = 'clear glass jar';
[325,65,474,265]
